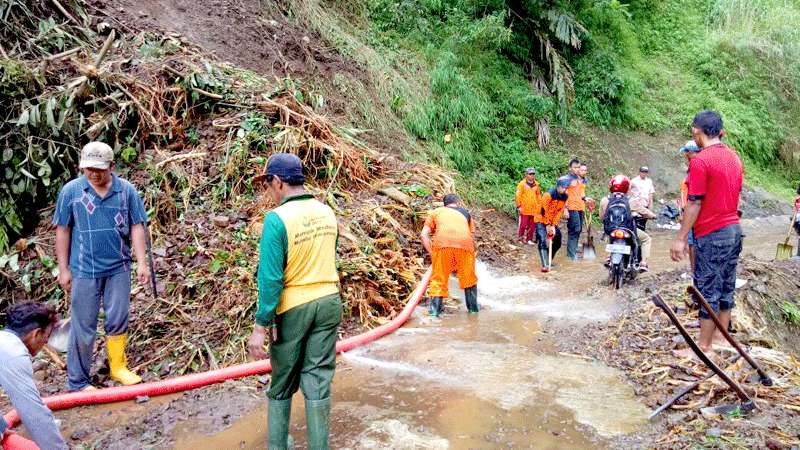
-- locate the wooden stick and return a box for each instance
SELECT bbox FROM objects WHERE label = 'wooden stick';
[155,152,207,168]
[94,29,116,66]
[49,0,80,26]
[42,345,66,369]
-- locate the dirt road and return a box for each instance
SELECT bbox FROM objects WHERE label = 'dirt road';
[28,217,792,449]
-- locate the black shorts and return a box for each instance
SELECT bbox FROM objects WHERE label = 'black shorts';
[694,224,742,320]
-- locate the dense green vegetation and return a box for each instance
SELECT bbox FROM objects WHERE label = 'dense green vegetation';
[312,0,800,210]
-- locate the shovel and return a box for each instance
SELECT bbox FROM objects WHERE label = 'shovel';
[583,206,597,260]
[776,212,797,260]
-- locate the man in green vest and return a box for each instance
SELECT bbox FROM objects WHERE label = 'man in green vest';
[248,153,342,450]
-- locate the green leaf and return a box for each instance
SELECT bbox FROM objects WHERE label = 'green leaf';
[19,168,37,180]
[46,97,57,128]
[2,148,12,163]
[8,253,19,271]
[16,109,30,126]
[29,104,40,127]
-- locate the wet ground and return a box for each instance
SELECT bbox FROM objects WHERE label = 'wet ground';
[28,217,793,449]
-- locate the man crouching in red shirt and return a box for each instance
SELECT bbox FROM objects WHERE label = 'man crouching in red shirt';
[670,110,743,357]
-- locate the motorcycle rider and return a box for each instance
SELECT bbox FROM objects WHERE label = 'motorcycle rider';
[599,175,652,271]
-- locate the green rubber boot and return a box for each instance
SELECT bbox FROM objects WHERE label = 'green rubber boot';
[268,397,294,449]
[305,397,331,450]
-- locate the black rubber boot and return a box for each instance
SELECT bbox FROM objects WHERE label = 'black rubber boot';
[429,297,443,317]
[464,286,479,313]
[539,249,549,269]
[305,397,331,450]
[268,397,294,449]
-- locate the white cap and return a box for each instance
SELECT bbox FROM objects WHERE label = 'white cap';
[79,142,114,170]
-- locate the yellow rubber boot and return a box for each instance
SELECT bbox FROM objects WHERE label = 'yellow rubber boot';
[106,334,142,385]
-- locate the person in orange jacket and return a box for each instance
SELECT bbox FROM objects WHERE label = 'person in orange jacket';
[536,176,571,272]
[421,194,478,317]
[515,167,542,245]
[677,140,702,272]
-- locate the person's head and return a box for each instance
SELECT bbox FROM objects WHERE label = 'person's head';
[254,153,306,203]
[691,110,724,148]
[680,140,701,162]
[443,193,460,207]
[525,167,536,182]
[638,166,650,179]
[5,302,59,356]
[609,175,631,194]
[579,164,588,178]
[79,142,114,188]
[569,158,580,175]
[556,176,571,195]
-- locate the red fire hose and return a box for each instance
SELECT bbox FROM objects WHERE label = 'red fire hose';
[2,268,432,449]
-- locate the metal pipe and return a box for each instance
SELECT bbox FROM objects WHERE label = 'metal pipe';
[687,286,773,386]
[651,295,754,405]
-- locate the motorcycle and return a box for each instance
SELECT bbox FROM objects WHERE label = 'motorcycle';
[605,226,640,289]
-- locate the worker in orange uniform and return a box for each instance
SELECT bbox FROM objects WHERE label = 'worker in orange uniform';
[515,167,542,245]
[421,194,478,317]
[565,159,594,260]
[536,177,571,272]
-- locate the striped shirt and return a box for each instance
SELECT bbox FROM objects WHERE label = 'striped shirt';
[52,174,147,279]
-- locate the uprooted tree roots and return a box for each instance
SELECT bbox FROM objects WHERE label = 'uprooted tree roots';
[589,260,800,449]
[0,0,460,383]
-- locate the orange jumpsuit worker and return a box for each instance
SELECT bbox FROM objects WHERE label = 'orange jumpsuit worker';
[515,167,543,245]
[536,177,570,272]
[421,194,478,317]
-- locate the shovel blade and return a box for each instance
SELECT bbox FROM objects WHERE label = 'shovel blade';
[776,243,794,261]
[583,244,597,260]
[47,319,70,353]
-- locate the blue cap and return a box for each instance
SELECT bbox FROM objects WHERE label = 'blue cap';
[680,140,700,153]
[268,153,303,178]
[556,176,571,189]
[254,153,303,183]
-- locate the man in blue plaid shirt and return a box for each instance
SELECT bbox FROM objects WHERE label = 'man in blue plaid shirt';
[53,142,149,391]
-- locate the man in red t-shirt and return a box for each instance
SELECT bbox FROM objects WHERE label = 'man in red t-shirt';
[670,110,743,357]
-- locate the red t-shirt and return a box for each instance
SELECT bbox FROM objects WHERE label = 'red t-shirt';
[688,143,743,238]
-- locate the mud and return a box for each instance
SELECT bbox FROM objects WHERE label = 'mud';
[91,0,357,81]
[9,219,796,449]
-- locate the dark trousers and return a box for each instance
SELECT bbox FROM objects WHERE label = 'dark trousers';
[536,223,562,267]
[694,225,742,320]
[566,210,584,259]
[269,294,342,401]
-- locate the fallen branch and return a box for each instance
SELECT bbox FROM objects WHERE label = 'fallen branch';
[155,152,208,168]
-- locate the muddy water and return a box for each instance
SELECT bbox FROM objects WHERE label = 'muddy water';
[173,260,652,449]
[54,218,787,449]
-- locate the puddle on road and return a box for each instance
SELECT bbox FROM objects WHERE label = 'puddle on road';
[174,264,648,449]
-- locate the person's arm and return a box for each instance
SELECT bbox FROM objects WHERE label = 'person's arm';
[128,186,150,288]
[420,226,433,254]
[515,183,523,210]
[52,187,74,291]
[249,212,287,360]
[671,159,706,261]
[599,197,608,219]
[55,226,72,291]
[130,224,149,287]
[0,356,67,449]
